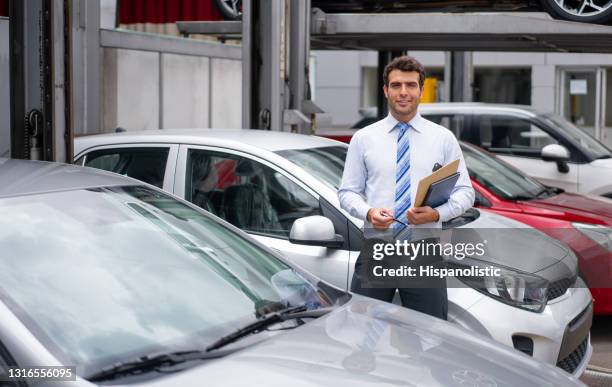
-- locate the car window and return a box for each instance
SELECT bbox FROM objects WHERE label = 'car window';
[423,114,469,141]
[476,115,557,157]
[186,149,321,238]
[83,147,169,188]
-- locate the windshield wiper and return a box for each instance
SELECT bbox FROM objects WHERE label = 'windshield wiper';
[206,305,332,352]
[535,186,563,199]
[509,194,535,201]
[86,349,230,382]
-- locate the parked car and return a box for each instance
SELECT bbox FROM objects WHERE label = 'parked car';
[460,141,612,315]
[420,103,612,197]
[75,129,593,375]
[322,104,612,197]
[0,158,587,387]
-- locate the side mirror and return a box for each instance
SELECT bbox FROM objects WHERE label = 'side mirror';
[289,216,344,248]
[541,144,570,174]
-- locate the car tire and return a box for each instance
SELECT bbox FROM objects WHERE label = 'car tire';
[539,0,612,24]
[214,0,242,20]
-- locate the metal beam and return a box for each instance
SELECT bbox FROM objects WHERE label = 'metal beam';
[177,21,242,36]
[450,51,473,102]
[244,0,283,130]
[10,0,54,161]
[310,11,612,53]
[377,51,403,120]
[100,28,241,59]
[241,0,252,128]
[70,0,100,142]
[288,0,311,133]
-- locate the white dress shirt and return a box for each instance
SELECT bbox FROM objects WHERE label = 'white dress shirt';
[338,112,474,237]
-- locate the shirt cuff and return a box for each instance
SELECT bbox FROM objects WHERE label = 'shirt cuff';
[354,202,371,223]
[435,204,451,223]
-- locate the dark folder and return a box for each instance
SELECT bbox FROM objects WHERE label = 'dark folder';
[423,172,460,208]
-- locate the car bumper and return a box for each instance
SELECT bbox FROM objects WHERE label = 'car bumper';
[448,285,593,377]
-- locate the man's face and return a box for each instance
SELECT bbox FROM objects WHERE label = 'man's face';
[384,70,423,119]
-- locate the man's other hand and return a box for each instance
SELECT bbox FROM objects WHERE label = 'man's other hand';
[407,206,440,225]
[367,208,395,230]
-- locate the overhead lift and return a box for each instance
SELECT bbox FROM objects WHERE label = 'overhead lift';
[180,7,612,129]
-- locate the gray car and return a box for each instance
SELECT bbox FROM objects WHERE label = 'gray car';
[0,158,585,386]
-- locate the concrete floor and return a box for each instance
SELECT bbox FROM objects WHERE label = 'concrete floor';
[580,316,612,387]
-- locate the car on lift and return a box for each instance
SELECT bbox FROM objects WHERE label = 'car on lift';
[215,0,612,25]
[75,129,593,376]
[461,141,612,315]
[311,0,612,24]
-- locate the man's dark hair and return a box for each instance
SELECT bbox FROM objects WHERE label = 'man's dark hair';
[383,56,426,88]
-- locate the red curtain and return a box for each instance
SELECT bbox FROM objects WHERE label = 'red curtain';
[0,0,8,17]
[119,0,224,24]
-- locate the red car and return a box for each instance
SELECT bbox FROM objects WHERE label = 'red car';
[461,141,612,315]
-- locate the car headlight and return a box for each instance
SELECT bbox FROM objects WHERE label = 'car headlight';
[572,222,612,251]
[447,258,549,313]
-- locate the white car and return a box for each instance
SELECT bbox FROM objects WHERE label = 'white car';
[75,129,593,376]
[419,103,612,197]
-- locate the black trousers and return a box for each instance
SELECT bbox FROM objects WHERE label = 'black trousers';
[351,239,448,320]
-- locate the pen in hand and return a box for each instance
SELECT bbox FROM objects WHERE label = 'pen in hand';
[379,210,408,228]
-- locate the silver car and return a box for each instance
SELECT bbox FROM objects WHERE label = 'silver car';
[74,130,593,376]
[0,158,585,386]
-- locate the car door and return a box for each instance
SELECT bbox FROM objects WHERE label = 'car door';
[75,144,179,192]
[174,145,352,289]
[472,113,579,192]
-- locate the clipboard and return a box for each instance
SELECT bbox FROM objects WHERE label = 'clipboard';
[413,159,460,207]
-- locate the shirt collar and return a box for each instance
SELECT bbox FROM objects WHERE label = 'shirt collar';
[386,112,423,133]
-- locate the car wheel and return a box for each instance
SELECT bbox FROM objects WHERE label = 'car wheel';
[540,0,612,24]
[214,0,242,20]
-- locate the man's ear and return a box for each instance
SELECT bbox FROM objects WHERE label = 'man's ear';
[383,85,388,98]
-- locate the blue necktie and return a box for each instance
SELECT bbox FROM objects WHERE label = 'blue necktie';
[394,122,411,232]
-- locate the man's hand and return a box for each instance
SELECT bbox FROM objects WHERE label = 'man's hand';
[406,206,440,225]
[367,207,395,230]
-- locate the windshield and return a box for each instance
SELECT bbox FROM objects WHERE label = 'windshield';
[0,186,336,376]
[461,143,547,200]
[541,113,612,160]
[276,146,347,189]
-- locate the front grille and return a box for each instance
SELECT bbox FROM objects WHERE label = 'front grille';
[547,276,576,301]
[557,336,588,374]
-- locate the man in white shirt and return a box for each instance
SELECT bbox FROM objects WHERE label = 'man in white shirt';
[338,56,474,319]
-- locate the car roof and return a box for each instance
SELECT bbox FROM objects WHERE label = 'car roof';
[0,158,138,198]
[75,129,346,154]
[419,102,549,117]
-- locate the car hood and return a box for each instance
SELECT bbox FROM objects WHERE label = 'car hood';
[454,210,574,275]
[528,192,612,223]
[123,296,581,387]
[591,157,612,169]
